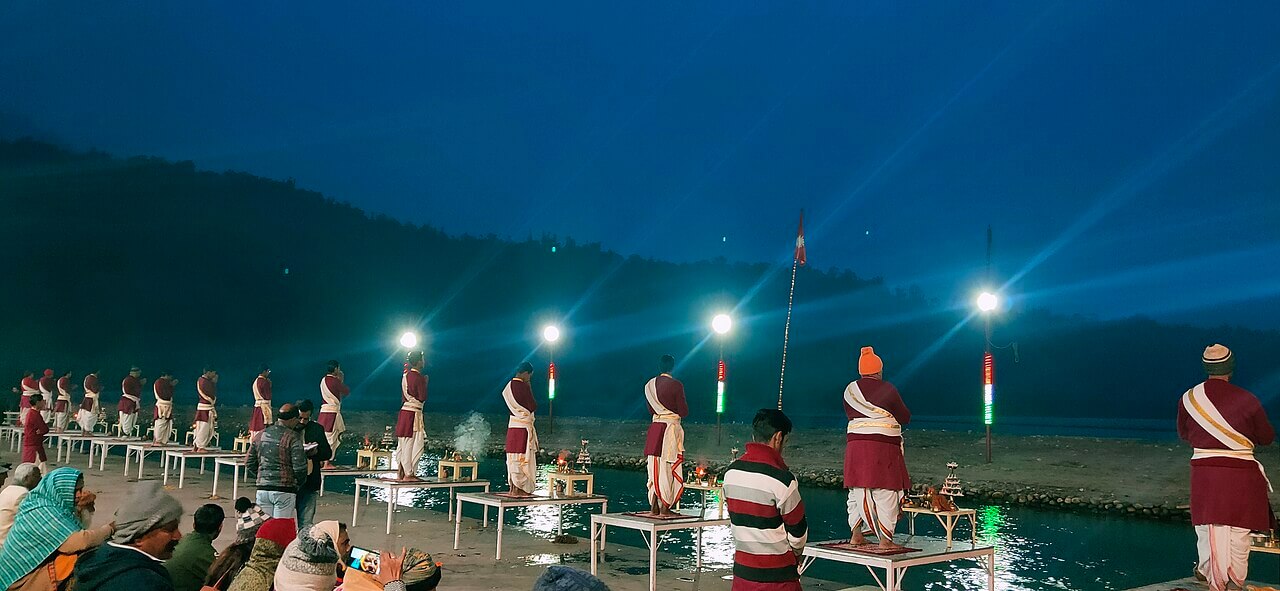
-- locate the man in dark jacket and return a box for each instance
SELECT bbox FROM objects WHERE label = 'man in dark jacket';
[294,398,333,530]
[72,480,184,591]
[246,403,307,519]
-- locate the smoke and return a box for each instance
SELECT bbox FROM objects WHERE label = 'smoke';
[451,412,491,457]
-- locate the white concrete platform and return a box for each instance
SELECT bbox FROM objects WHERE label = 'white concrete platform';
[353,476,490,534]
[455,491,609,560]
[124,442,190,479]
[163,449,244,488]
[589,509,729,591]
[798,538,995,591]
[319,467,399,496]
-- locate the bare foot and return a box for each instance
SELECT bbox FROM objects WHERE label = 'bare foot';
[878,537,904,550]
[508,488,534,498]
[851,531,867,546]
[322,462,338,470]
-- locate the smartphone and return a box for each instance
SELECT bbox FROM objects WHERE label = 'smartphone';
[348,546,380,575]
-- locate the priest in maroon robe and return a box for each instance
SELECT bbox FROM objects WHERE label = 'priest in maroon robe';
[1177,344,1274,591]
[644,354,687,515]
[249,364,273,438]
[318,360,350,469]
[395,351,428,480]
[77,371,102,433]
[118,367,146,438]
[503,362,539,496]
[151,371,177,444]
[843,346,911,549]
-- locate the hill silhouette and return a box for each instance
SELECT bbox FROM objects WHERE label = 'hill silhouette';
[3,138,1277,427]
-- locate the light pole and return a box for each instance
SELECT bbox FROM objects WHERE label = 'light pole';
[712,313,732,445]
[543,325,560,436]
[977,292,997,463]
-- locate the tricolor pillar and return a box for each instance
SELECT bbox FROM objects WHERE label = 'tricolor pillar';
[716,359,726,444]
[548,361,556,436]
[983,352,994,463]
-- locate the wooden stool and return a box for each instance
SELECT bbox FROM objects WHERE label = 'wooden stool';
[548,471,594,497]
[438,459,479,481]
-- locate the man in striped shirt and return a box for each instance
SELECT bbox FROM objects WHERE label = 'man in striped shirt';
[723,408,808,591]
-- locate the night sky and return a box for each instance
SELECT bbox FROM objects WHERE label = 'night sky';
[4,2,1279,327]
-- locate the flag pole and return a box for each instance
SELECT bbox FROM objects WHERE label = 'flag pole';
[777,257,798,410]
[778,209,805,410]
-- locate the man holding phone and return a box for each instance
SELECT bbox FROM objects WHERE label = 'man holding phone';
[294,399,332,530]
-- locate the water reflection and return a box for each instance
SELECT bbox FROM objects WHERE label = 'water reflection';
[331,450,1196,590]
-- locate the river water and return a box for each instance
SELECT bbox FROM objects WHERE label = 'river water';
[321,449,1235,590]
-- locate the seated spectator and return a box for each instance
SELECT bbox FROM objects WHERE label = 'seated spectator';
[532,566,611,591]
[203,499,267,590]
[232,498,268,539]
[71,480,185,591]
[273,521,350,591]
[166,504,224,591]
[0,464,41,551]
[0,467,114,590]
[226,518,296,591]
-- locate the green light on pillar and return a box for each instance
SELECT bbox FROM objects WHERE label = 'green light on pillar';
[716,359,726,414]
[548,362,556,400]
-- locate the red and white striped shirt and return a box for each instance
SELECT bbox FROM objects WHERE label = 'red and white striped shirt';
[722,442,808,590]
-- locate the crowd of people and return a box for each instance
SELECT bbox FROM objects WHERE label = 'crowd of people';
[4,341,1265,591]
[0,463,440,591]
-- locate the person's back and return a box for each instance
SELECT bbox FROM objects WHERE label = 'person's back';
[166,504,223,591]
[722,409,807,591]
[248,422,304,491]
[74,542,174,590]
[0,463,39,551]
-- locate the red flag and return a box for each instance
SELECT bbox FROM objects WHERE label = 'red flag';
[794,210,806,266]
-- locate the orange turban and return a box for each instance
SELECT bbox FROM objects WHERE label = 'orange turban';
[858,347,883,376]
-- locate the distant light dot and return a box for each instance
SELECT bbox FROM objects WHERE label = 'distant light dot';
[722,236,727,242]
[283,268,290,275]
[865,230,870,236]
[551,246,557,253]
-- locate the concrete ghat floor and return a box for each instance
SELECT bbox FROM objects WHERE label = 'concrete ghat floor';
[1,443,866,591]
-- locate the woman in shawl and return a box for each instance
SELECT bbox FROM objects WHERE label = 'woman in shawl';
[273,521,350,591]
[203,540,253,591]
[0,467,114,591]
[226,518,296,591]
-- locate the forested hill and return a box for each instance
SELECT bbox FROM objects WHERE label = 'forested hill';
[3,138,1277,426]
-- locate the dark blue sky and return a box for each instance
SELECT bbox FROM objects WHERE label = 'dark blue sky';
[4,2,1279,327]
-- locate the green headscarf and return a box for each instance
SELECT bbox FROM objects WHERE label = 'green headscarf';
[0,467,85,588]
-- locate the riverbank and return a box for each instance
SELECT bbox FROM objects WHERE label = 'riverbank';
[206,406,1273,521]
